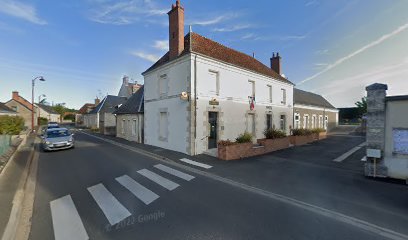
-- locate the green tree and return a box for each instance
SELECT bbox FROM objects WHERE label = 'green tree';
[355,97,367,117]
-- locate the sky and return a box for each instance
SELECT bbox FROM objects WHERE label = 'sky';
[0,0,408,109]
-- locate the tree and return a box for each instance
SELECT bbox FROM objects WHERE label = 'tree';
[355,97,367,117]
[53,104,66,119]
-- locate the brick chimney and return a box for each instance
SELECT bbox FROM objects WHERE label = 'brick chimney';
[95,98,101,105]
[270,52,282,75]
[12,91,19,101]
[168,0,185,60]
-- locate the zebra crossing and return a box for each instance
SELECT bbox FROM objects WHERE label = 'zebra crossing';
[50,164,195,240]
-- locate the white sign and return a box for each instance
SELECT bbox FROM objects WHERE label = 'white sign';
[393,129,408,155]
[367,149,381,158]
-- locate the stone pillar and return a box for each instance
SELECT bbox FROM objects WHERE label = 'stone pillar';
[365,83,388,177]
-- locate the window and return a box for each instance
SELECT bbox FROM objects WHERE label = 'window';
[132,119,137,136]
[319,115,323,128]
[281,89,286,105]
[294,113,300,129]
[280,115,286,131]
[266,114,273,130]
[248,80,255,97]
[12,106,17,111]
[312,115,317,128]
[324,116,329,130]
[159,112,168,140]
[159,75,168,97]
[303,115,309,129]
[267,85,272,103]
[208,71,219,95]
[121,119,125,135]
[393,129,408,155]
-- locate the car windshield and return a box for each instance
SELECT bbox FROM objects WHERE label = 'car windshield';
[47,125,59,129]
[46,130,70,138]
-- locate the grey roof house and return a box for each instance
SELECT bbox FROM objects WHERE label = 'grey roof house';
[114,86,144,143]
[293,88,339,131]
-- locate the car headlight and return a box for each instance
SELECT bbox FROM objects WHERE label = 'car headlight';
[45,141,52,145]
[68,138,73,143]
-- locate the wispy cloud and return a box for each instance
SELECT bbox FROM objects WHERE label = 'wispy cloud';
[212,24,252,32]
[305,0,318,7]
[299,21,408,85]
[0,0,47,25]
[153,40,168,51]
[188,12,239,26]
[88,0,167,25]
[130,51,160,62]
[240,33,306,41]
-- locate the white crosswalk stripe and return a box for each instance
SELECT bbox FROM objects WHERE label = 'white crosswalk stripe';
[179,158,212,169]
[50,195,89,240]
[88,183,131,225]
[137,169,180,190]
[116,175,159,205]
[154,164,195,181]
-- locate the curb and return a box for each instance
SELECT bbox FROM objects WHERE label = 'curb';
[1,135,38,240]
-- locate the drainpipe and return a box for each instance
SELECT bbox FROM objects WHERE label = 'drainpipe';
[194,54,198,155]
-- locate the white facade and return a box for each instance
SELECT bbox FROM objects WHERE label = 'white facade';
[116,114,144,143]
[36,106,61,123]
[144,53,294,155]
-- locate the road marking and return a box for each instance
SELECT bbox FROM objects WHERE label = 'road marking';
[333,142,366,162]
[81,131,408,240]
[116,175,159,205]
[137,169,179,191]
[154,164,195,181]
[50,195,89,240]
[87,184,131,225]
[179,158,212,169]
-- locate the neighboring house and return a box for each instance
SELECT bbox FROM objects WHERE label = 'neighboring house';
[118,75,142,98]
[365,83,408,182]
[83,95,127,135]
[114,86,144,143]
[143,0,294,155]
[0,102,17,116]
[36,104,61,123]
[76,100,99,127]
[293,89,339,131]
[5,91,37,128]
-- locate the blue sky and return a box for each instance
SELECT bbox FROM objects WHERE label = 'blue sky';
[1,0,407,109]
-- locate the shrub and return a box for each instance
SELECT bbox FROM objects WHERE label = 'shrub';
[38,117,48,126]
[311,128,326,134]
[291,128,313,136]
[235,132,253,143]
[218,140,235,146]
[263,128,286,139]
[0,116,25,135]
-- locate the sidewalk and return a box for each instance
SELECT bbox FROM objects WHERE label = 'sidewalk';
[0,134,35,237]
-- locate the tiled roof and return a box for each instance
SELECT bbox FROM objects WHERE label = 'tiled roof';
[114,86,144,115]
[0,102,16,113]
[37,104,59,114]
[78,103,96,114]
[89,95,127,114]
[294,88,336,110]
[143,33,293,85]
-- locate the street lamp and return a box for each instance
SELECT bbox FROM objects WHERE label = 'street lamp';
[32,76,45,132]
[38,94,46,123]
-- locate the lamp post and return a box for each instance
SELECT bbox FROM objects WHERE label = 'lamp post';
[32,76,45,132]
[38,94,46,124]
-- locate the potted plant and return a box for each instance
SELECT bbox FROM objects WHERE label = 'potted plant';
[258,129,290,152]
[217,132,253,160]
[290,128,315,146]
[311,128,327,140]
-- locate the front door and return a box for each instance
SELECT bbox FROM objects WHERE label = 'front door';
[208,112,218,149]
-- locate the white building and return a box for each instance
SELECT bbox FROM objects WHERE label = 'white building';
[143,0,294,155]
[36,104,61,123]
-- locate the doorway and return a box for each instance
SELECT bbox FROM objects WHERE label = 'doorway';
[208,112,218,149]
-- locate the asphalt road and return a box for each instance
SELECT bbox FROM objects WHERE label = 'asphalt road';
[29,132,406,240]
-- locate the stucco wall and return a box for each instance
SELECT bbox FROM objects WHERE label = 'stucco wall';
[294,105,338,131]
[385,100,408,158]
[5,100,35,128]
[144,56,191,154]
[116,114,144,143]
[84,113,98,128]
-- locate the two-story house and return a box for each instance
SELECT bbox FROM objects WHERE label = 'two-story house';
[143,0,294,155]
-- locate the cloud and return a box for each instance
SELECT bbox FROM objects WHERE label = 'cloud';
[153,40,168,51]
[315,49,329,55]
[212,24,252,32]
[240,33,306,41]
[299,21,408,85]
[188,12,239,26]
[130,51,160,62]
[88,0,167,25]
[0,0,47,25]
[305,0,318,7]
